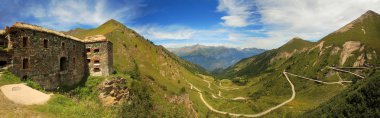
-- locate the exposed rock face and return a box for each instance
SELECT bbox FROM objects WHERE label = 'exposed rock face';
[331,47,341,55]
[340,41,361,65]
[353,53,366,67]
[98,77,129,106]
[166,94,198,118]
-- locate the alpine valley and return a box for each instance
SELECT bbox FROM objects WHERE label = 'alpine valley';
[0,7,379,118]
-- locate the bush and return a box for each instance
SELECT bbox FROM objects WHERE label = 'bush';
[120,81,154,117]
[179,87,186,94]
[25,79,44,91]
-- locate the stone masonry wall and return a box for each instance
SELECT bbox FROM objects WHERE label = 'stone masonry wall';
[8,28,88,90]
[85,41,113,76]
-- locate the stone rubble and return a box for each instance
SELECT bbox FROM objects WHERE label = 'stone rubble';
[98,77,129,106]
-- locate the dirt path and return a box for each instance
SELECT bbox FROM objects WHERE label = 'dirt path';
[188,66,366,117]
[0,84,51,105]
[187,71,296,117]
[203,80,214,90]
[285,72,352,84]
[0,91,49,118]
[328,66,365,79]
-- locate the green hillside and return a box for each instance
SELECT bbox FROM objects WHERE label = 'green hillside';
[2,10,380,118]
[278,37,316,53]
[66,19,212,117]
[217,10,380,117]
[303,71,380,117]
[222,37,315,78]
[321,10,380,53]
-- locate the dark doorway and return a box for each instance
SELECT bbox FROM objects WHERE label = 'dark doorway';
[0,61,7,67]
[22,58,29,69]
[22,75,28,81]
[0,41,5,47]
[60,57,68,71]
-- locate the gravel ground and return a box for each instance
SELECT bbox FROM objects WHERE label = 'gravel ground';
[0,84,50,105]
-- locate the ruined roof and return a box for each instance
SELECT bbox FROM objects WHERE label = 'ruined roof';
[0,30,5,35]
[11,22,82,42]
[83,35,108,43]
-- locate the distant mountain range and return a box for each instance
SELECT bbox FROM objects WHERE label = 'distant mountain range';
[168,45,266,71]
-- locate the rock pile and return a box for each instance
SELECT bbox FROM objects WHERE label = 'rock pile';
[98,77,130,106]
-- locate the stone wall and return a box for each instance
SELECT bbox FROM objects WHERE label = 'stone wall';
[8,28,88,90]
[0,31,5,49]
[85,41,113,76]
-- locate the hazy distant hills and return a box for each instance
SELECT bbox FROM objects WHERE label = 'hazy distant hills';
[168,44,266,71]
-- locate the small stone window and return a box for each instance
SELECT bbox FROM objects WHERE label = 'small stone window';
[22,58,29,69]
[61,42,65,49]
[60,57,68,71]
[94,48,100,53]
[73,58,76,64]
[94,68,101,72]
[87,59,91,63]
[43,39,48,48]
[22,37,29,47]
[94,60,100,64]
[86,48,91,52]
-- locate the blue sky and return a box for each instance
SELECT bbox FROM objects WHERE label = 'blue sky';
[1,0,379,49]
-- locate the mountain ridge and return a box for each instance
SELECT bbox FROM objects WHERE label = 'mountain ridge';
[169,44,266,71]
[218,10,380,117]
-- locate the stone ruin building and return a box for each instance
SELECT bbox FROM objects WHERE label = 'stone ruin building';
[0,22,113,90]
[84,35,113,76]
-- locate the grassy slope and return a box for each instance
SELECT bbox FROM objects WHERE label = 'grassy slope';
[222,37,315,78]
[320,11,380,54]
[303,71,380,117]
[217,11,380,117]
[67,19,214,117]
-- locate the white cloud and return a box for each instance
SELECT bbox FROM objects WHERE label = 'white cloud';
[229,0,380,49]
[217,0,256,27]
[135,25,197,40]
[159,42,237,49]
[134,25,232,41]
[24,0,144,30]
[147,0,380,49]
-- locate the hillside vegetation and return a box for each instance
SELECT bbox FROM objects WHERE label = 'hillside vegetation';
[216,10,380,117]
[1,10,380,117]
[67,20,213,117]
[303,71,380,117]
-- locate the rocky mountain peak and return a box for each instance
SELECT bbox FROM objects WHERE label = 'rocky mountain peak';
[336,10,380,33]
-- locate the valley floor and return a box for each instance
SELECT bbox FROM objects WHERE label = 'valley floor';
[185,66,366,117]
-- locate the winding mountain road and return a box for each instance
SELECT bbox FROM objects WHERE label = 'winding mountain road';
[186,71,296,117]
[187,66,364,117]
[328,66,365,79]
[285,72,352,84]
